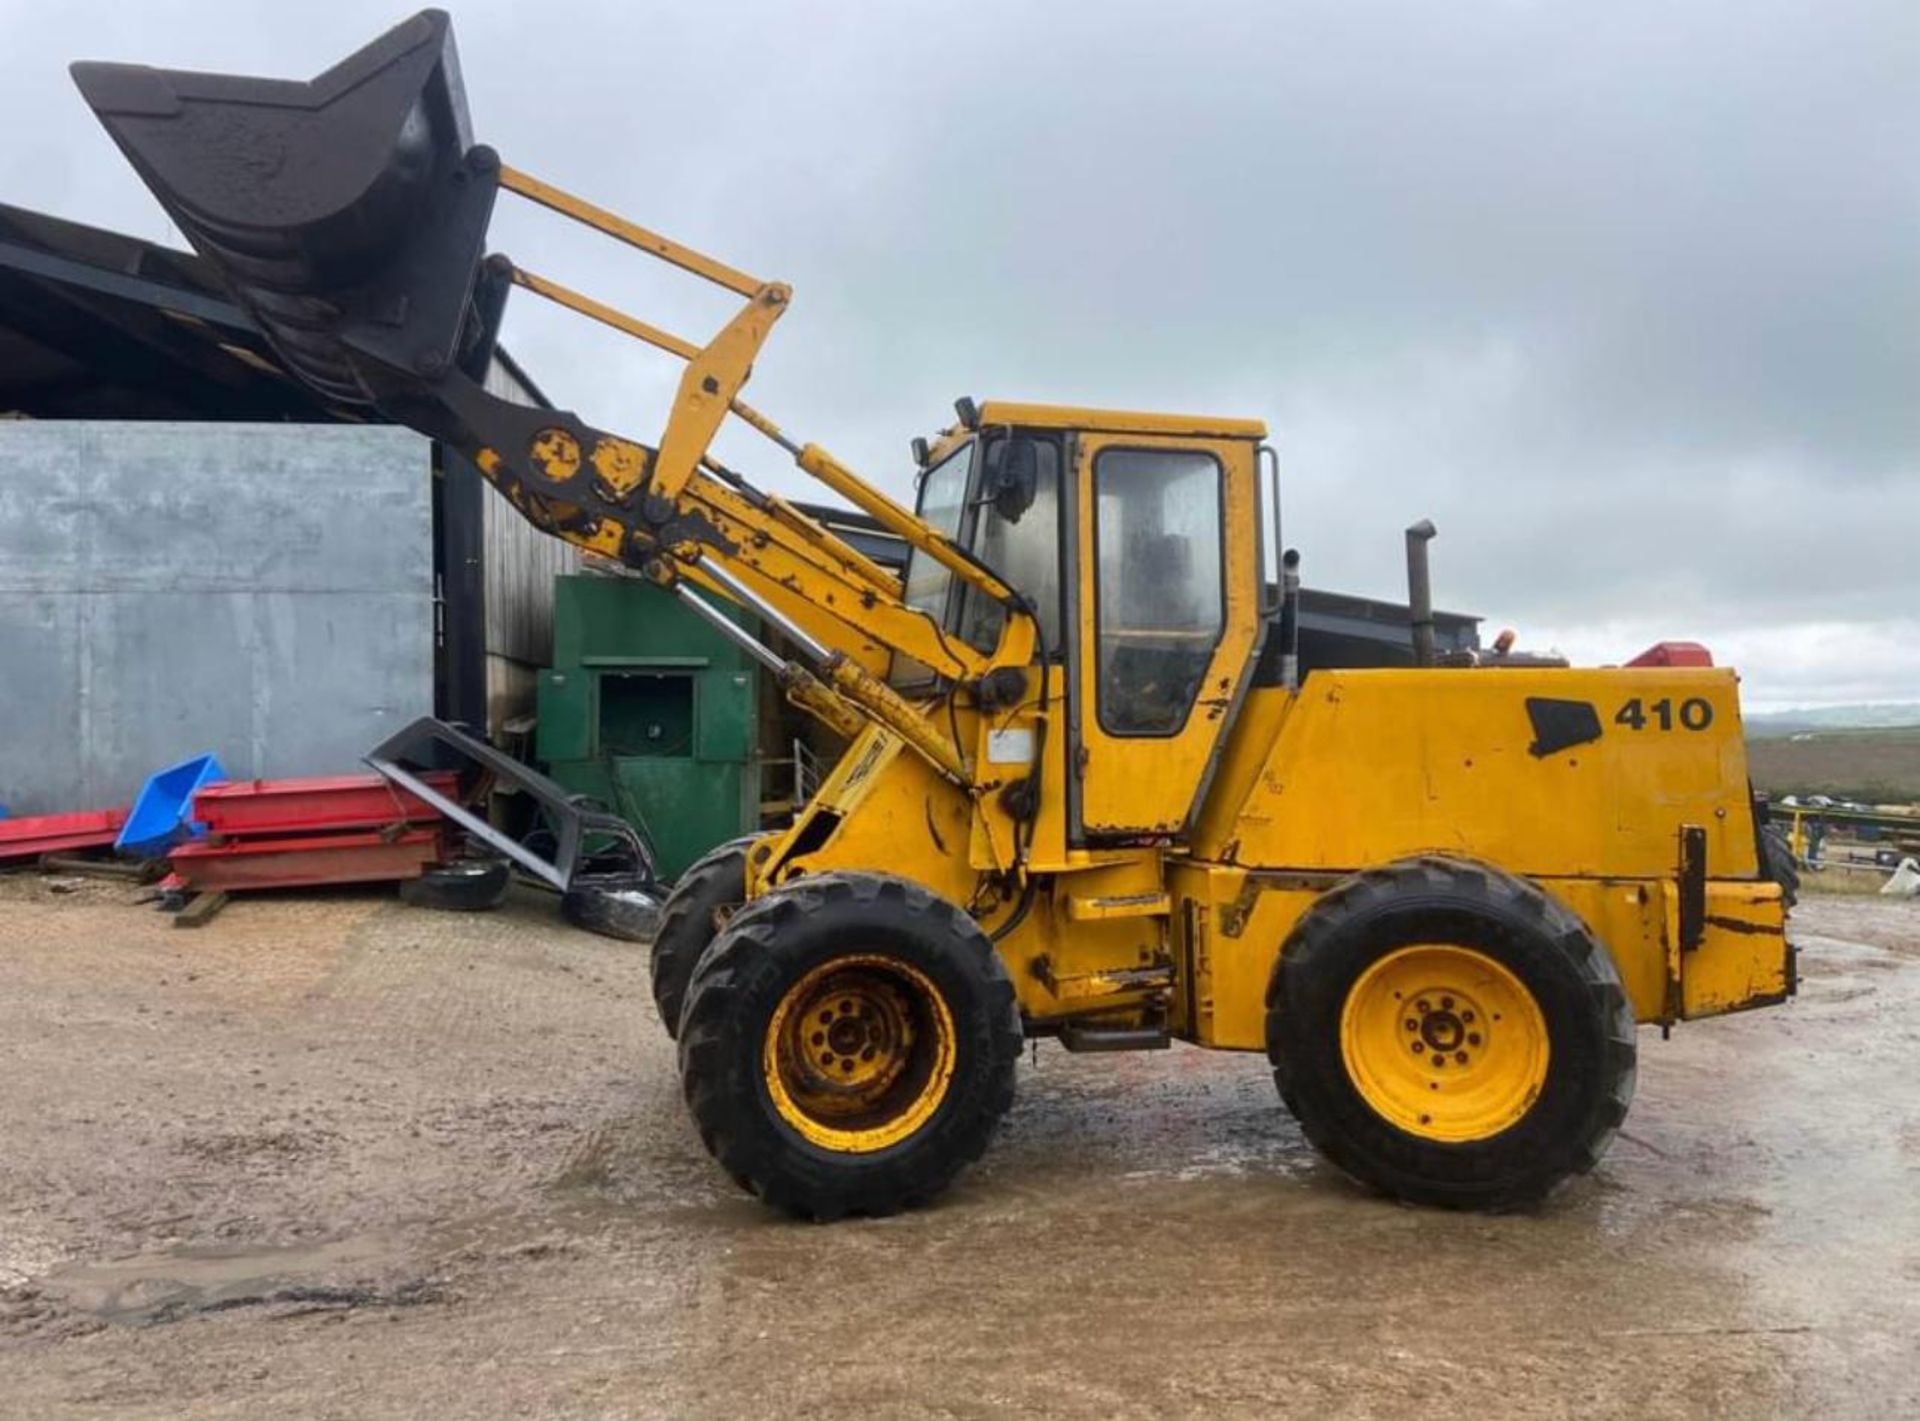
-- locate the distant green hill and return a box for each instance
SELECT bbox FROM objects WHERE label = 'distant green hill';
[1747,725,1920,805]
[1747,703,1920,739]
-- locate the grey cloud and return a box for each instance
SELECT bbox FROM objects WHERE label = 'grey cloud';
[4,0,1914,702]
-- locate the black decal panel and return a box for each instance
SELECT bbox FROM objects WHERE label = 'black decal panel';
[1525,697,1603,758]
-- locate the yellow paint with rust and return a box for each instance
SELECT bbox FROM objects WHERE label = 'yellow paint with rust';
[762,954,958,1152]
[650,284,790,500]
[529,427,581,483]
[1680,880,1793,1016]
[1196,669,1762,879]
[763,722,1170,1028]
[1168,857,1787,1053]
[575,518,626,557]
[823,657,969,787]
[499,164,764,297]
[979,399,1267,440]
[757,728,976,910]
[1072,432,1264,837]
[589,435,651,498]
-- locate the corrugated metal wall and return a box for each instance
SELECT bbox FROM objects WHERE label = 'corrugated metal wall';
[480,356,578,727]
[0,422,432,814]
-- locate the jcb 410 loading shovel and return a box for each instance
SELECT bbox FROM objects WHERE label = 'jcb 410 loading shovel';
[71,11,1792,1220]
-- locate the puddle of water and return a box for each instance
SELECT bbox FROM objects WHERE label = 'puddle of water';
[40,1232,431,1326]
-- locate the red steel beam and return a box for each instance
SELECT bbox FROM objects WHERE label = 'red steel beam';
[169,827,446,891]
[0,807,130,862]
[191,772,461,836]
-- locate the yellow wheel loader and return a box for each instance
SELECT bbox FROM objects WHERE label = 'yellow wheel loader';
[73,10,1795,1219]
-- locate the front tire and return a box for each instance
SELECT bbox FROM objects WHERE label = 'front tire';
[677,872,1021,1220]
[1268,857,1635,1210]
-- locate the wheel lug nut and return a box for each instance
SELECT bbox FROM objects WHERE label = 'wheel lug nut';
[1416,999,1431,1013]
[1405,1019,1418,1032]
[1467,1032,1481,1046]
[1462,1010,1476,1023]
[1432,1057,1445,1069]
[1454,1052,1468,1065]
[811,1031,825,1047]
[1441,996,1454,1010]
[1411,1042,1424,1054]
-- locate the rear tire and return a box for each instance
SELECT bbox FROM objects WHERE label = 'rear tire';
[649,835,761,1038]
[677,871,1021,1220]
[1760,824,1800,907]
[1268,856,1635,1210]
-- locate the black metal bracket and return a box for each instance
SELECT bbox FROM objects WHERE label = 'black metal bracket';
[365,716,655,892]
[1678,824,1708,953]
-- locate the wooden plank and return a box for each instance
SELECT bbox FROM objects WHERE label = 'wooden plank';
[171,891,230,929]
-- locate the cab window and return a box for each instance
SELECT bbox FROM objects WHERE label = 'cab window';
[959,435,1063,655]
[1093,447,1224,735]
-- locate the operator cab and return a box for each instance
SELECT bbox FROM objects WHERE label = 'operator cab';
[896,399,1269,842]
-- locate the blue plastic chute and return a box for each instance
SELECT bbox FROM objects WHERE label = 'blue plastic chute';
[115,753,229,857]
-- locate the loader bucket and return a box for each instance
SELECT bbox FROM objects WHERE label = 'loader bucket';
[71,9,499,408]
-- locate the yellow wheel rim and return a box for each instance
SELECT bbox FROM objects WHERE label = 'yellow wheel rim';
[1339,945,1549,1142]
[763,955,957,1154]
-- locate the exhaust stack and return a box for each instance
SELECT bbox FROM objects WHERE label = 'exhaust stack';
[1406,519,1437,668]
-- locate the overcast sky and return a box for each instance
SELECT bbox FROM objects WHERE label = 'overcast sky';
[4,0,1914,709]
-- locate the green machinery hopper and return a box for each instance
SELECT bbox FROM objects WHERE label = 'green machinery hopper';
[536,577,764,882]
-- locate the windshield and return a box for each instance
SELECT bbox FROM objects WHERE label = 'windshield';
[890,442,974,687]
[901,443,972,623]
[889,432,1066,686]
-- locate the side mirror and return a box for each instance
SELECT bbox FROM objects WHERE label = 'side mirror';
[984,437,1040,523]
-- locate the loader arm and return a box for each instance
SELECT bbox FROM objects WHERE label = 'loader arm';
[70,8,1036,791]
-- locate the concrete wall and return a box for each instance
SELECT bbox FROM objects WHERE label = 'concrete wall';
[0,422,432,814]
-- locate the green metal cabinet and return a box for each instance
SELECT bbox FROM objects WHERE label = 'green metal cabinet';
[536,576,760,881]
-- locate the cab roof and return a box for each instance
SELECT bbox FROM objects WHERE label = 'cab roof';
[977,399,1266,440]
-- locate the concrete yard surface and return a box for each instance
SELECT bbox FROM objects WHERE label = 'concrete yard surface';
[1,876,1916,1419]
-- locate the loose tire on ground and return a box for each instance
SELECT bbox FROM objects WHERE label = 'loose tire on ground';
[677,871,1022,1220]
[1267,856,1636,1210]
[560,880,662,942]
[649,835,762,1038]
[399,858,511,912]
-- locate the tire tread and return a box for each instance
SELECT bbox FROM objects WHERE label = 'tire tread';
[677,871,1021,1220]
[1268,855,1636,1211]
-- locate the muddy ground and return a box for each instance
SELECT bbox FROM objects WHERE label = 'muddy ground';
[1,874,1915,1420]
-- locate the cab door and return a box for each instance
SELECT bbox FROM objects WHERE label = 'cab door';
[1069,433,1262,840]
